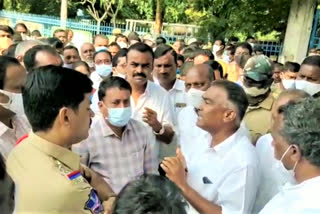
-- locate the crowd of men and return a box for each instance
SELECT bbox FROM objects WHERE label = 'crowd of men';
[0,22,320,214]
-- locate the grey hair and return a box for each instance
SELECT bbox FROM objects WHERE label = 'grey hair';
[15,40,44,58]
[281,97,320,166]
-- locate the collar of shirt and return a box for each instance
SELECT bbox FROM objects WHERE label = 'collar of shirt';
[258,93,275,110]
[90,71,103,89]
[282,176,320,191]
[97,114,133,138]
[154,78,185,92]
[209,128,240,157]
[0,116,16,137]
[28,132,80,171]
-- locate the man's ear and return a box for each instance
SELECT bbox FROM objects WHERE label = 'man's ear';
[223,109,237,123]
[58,107,71,127]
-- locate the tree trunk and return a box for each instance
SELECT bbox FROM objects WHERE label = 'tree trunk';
[60,0,68,28]
[97,20,101,34]
[154,0,164,36]
[0,0,4,10]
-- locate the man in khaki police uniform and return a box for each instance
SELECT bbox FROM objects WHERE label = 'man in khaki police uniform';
[242,55,275,145]
[7,66,115,214]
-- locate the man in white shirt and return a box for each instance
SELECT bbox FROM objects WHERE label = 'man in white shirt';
[73,76,157,194]
[254,89,310,213]
[177,64,214,163]
[153,45,187,115]
[90,50,113,113]
[0,56,30,159]
[126,43,175,161]
[259,97,320,214]
[162,80,259,214]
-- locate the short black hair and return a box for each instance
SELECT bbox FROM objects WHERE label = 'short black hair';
[154,45,177,64]
[93,50,112,62]
[53,29,66,36]
[23,45,59,71]
[23,65,92,132]
[114,174,187,214]
[225,45,236,55]
[40,37,64,49]
[31,30,41,37]
[127,42,154,59]
[229,36,239,43]
[182,46,200,60]
[204,60,222,79]
[128,32,140,42]
[246,36,255,41]
[2,44,18,58]
[108,42,121,49]
[14,23,28,31]
[156,36,167,46]
[63,45,79,54]
[112,48,128,67]
[177,54,185,63]
[72,61,90,71]
[284,61,300,73]
[301,55,320,69]
[0,25,14,35]
[98,76,132,101]
[94,34,108,43]
[0,56,21,89]
[211,80,249,121]
[236,42,253,55]
[195,49,214,60]
[115,34,128,43]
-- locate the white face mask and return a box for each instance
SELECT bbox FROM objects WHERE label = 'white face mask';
[0,89,24,115]
[186,88,205,108]
[63,63,73,69]
[243,85,269,97]
[106,107,132,127]
[95,64,112,77]
[95,46,108,52]
[295,80,320,96]
[273,145,298,185]
[282,79,295,89]
[117,41,128,49]
[212,45,221,54]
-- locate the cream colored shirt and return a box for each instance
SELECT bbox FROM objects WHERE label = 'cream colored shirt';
[7,133,104,214]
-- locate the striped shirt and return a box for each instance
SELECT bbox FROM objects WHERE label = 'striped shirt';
[73,115,158,194]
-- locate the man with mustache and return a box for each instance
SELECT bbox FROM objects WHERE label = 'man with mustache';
[126,43,175,161]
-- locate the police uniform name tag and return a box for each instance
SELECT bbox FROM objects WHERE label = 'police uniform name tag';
[175,103,187,108]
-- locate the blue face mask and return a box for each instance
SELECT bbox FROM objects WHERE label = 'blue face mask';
[95,64,112,77]
[106,107,132,127]
[177,68,180,74]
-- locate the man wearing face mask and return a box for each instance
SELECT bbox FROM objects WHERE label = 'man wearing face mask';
[177,64,213,163]
[253,89,310,213]
[259,97,320,214]
[296,55,320,98]
[73,77,157,194]
[115,34,129,49]
[243,55,275,144]
[0,56,30,159]
[0,25,14,56]
[90,50,113,113]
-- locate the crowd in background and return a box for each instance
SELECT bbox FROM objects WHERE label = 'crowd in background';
[0,22,320,214]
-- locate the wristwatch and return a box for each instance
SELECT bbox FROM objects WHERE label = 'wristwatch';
[153,125,165,135]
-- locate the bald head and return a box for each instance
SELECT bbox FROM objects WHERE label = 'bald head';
[80,42,95,62]
[185,64,214,91]
[94,34,109,48]
[272,89,311,121]
[15,40,44,66]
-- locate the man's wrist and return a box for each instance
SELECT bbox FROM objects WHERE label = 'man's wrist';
[153,123,163,134]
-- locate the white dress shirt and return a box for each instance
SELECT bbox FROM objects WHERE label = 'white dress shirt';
[259,176,320,214]
[131,81,176,161]
[90,72,104,114]
[155,78,188,115]
[186,127,260,214]
[177,106,211,164]
[253,133,290,214]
